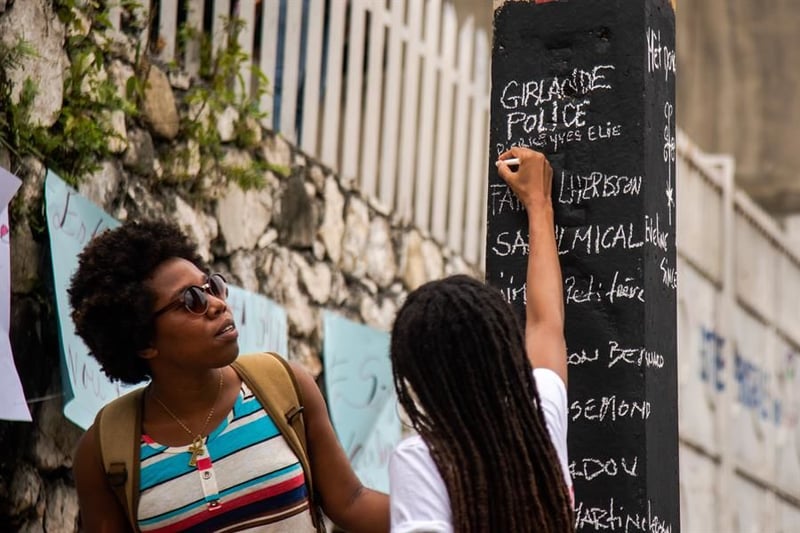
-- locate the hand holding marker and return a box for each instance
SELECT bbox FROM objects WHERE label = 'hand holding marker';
[495,157,520,170]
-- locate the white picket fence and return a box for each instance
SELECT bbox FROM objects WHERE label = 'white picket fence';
[111,0,491,266]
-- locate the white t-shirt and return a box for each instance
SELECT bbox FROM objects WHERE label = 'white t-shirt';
[389,368,572,533]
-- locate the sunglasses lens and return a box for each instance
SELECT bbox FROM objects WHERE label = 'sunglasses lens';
[209,274,227,299]
[184,287,208,314]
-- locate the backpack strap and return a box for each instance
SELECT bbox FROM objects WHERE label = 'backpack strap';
[95,386,145,532]
[231,352,324,532]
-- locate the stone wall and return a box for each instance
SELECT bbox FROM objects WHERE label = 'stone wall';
[0,1,477,529]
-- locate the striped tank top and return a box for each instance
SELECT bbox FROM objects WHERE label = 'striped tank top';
[137,382,316,532]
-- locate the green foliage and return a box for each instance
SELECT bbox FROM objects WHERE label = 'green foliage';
[54,0,113,35]
[0,39,34,72]
[224,164,272,191]
[176,16,283,191]
[0,41,38,156]
[49,51,129,183]
[0,1,135,186]
[0,2,278,193]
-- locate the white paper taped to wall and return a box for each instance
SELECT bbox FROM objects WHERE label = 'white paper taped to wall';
[0,166,31,422]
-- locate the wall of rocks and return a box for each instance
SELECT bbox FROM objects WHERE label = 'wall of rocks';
[0,1,477,529]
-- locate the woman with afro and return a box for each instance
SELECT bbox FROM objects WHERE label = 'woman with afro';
[69,220,389,532]
[389,147,574,532]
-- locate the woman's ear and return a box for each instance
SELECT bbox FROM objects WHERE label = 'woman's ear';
[139,347,158,360]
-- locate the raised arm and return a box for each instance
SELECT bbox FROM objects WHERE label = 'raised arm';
[497,148,567,385]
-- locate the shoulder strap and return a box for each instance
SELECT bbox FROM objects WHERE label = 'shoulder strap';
[95,386,145,533]
[231,352,324,532]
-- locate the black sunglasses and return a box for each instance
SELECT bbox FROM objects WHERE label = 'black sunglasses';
[153,273,228,317]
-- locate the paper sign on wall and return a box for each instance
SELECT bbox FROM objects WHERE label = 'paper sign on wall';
[227,286,288,356]
[45,170,129,429]
[44,170,289,429]
[0,167,31,422]
[323,311,400,492]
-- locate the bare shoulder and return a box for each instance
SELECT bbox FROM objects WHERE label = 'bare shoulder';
[73,423,101,478]
[287,361,326,408]
[73,423,131,532]
[287,360,312,382]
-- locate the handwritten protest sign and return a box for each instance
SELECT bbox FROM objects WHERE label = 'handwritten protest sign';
[323,311,400,492]
[45,171,289,429]
[0,167,31,421]
[226,286,288,356]
[45,170,128,429]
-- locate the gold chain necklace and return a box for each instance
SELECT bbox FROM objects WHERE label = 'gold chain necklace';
[150,369,224,467]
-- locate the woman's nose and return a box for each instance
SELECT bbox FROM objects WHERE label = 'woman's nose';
[205,293,227,317]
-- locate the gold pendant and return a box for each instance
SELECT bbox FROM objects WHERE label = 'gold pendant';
[188,436,205,467]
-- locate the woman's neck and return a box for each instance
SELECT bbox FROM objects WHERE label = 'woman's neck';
[148,366,227,415]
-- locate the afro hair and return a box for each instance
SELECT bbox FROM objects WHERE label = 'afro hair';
[68,219,205,384]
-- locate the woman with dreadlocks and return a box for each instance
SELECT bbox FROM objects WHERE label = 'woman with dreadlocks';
[388,147,574,532]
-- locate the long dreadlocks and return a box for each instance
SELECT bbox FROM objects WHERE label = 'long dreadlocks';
[391,274,574,532]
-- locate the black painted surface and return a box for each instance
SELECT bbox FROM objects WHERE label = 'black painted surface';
[487,1,678,530]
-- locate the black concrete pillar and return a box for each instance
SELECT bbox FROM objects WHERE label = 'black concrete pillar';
[487,1,678,530]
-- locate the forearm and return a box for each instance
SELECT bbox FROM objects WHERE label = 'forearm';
[332,487,390,533]
[525,202,567,381]
[526,203,563,330]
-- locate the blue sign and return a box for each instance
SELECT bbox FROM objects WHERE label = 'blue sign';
[323,311,400,492]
